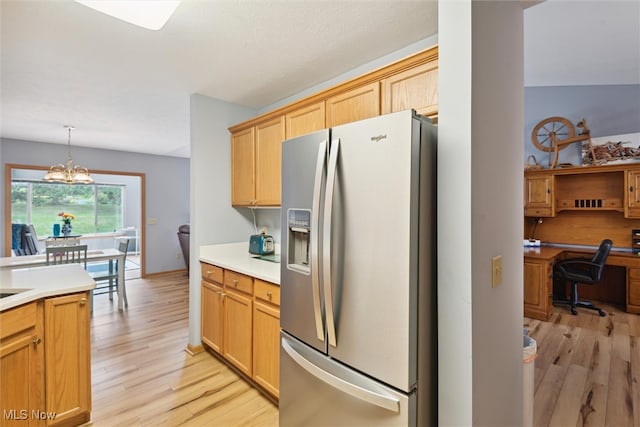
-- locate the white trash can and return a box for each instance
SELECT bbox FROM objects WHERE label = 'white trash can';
[523,332,537,427]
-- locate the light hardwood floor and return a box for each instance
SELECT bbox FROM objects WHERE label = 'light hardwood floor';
[526,303,640,427]
[90,272,638,426]
[90,272,278,426]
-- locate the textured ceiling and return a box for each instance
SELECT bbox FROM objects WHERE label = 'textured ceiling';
[1,0,638,158]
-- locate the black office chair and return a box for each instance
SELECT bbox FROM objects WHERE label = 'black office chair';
[553,239,612,316]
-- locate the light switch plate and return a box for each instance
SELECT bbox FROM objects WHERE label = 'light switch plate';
[492,255,503,288]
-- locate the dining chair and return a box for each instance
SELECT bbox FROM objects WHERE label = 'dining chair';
[89,240,129,308]
[45,244,88,268]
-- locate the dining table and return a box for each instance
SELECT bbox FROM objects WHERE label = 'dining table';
[0,248,126,310]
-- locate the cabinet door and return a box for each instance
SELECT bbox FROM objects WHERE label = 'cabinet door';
[285,102,326,139]
[523,259,551,320]
[326,82,380,127]
[0,302,44,427]
[44,293,91,427]
[231,127,256,206]
[381,59,438,118]
[252,301,280,398]
[255,117,285,206]
[524,175,554,217]
[627,267,640,314]
[224,289,253,377]
[202,280,224,353]
[625,171,640,218]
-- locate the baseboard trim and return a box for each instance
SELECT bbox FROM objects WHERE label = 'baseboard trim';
[143,268,188,278]
[185,344,204,355]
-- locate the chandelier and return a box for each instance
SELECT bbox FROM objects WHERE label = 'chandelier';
[43,126,94,184]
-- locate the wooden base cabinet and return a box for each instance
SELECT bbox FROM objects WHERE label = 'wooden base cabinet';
[223,288,253,377]
[44,293,91,427]
[524,257,553,320]
[200,262,280,400]
[252,280,280,398]
[627,267,640,314]
[0,301,44,427]
[0,292,91,427]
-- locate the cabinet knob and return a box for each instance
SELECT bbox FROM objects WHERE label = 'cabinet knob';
[80,297,87,305]
[233,279,238,287]
[32,337,41,345]
[207,270,212,277]
[630,186,634,193]
[266,291,273,300]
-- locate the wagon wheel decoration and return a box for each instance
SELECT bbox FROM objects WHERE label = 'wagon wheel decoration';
[531,116,591,168]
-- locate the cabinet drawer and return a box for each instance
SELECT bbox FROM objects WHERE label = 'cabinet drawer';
[201,262,223,283]
[225,270,253,295]
[0,301,38,340]
[255,279,280,306]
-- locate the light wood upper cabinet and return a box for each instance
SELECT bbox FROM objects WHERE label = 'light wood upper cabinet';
[255,117,285,205]
[0,301,44,427]
[44,292,91,427]
[524,174,554,217]
[231,127,255,206]
[625,170,640,218]
[231,117,284,206]
[285,101,326,139]
[326,81,380,127]
[382,58,438,119]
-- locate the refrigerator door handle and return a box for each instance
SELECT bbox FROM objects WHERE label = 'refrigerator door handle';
[311,140,327,342]
[323,137,339,347]
[282,337,400,413]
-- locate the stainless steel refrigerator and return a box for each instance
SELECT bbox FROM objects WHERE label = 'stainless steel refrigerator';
[279,109,436,426]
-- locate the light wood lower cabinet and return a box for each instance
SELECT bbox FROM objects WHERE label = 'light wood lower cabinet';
[44,293,91,427]
[0,292,91,427]
[223,288,253,377]
[201,279,224,353]
[0,301,44,427]
[524,257,553,320]
[201,262,280,400]
[252,280,280,398]
[627,267,640,313]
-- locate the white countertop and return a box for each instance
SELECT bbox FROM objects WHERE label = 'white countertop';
[199,242,280,285]
[0,264,96,311]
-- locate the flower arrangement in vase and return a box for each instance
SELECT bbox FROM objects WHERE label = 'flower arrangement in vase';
[58,212,76,236]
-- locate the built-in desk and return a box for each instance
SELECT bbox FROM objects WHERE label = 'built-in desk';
[524,245,640,320]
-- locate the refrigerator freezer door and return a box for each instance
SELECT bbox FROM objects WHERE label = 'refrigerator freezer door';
[281,129,330,353]
[326,110,421,392]
[280,332,415,427]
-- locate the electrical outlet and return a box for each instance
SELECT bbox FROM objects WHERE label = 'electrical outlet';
[148,217,158,225]
[492,255,503,288]
[176,251,181,259]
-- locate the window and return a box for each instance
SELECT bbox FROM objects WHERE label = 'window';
[11,180,125,236]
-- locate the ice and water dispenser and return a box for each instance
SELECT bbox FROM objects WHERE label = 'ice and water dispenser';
[286,209,311,275]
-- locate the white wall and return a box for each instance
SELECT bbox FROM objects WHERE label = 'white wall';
[439,1,524,425]
[1,138,189,274]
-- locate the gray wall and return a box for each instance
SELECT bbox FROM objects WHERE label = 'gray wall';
[439,2,524,425]
[1,138,189,274]
[188,94,257,345]
[524,84,640,166]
